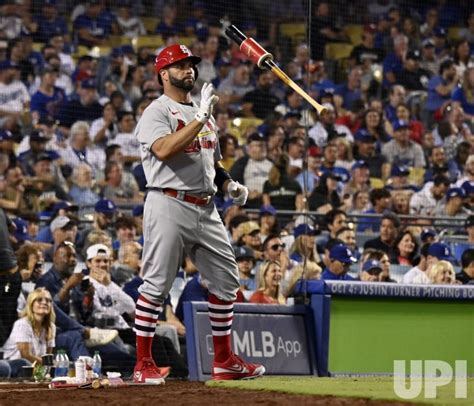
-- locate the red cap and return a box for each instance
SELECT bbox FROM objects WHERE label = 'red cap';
[308,146,322,157]
[363,24,377,34]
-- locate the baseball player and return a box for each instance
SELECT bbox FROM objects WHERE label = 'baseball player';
[133,44,265,384]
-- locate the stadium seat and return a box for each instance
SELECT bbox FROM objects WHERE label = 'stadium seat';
[389,265,411,283]
[32,42,43,52]
[325,43,353,60]
[132,35,164,51]
[355,232,377,248]
[279,22,306,44]
[408,167,425,186]
[108,35,132,47]
[229,117,263,145]
[142,17,160,34]
[447,27,462,42]
[179,36,196,47]
[345,24,363,45]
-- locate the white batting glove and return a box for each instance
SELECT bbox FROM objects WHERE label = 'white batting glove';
[195,83,219,123]
[228,181,248,206]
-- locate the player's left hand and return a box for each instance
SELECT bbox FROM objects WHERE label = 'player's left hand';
[228,181,248,206]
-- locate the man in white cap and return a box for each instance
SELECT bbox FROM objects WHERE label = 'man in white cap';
[44,215,78,261]
[308,102,353,147]
[86,244,186,380]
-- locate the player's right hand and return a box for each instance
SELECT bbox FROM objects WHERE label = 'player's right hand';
[195,83,219,124]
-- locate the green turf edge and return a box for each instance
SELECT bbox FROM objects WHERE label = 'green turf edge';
[206,377,474,406]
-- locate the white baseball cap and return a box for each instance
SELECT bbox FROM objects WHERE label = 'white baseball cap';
[86,244,110,260]
[50,216,74,233]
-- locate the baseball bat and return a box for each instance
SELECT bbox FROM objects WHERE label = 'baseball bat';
[223,23,327,115]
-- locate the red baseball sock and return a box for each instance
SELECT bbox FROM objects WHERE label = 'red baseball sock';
[134,295,162,362]
[208,294,234,363]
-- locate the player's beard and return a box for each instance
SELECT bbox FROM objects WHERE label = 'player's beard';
[169,74,194,92]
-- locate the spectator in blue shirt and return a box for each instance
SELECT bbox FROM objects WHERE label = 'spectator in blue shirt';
[433,27,451,60]
[155,3,181,39]
[424,59,458,117]
[30,67,65,122]
[321,244,357,281]
[56,79,102,129]
[452,67,474,117]
[183,1,208,41]
[335,67,362,110]
[357,187,392,233]
[33,0,68,44]
[74,0,115,47]
[383,34,408,89]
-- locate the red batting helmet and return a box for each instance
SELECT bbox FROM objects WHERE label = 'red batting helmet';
[155,44,201,84]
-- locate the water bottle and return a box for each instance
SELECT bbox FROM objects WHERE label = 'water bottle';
[75,358,86,384]
[54,350,66,377]
[62,351,70,377]
[92,351,102,378]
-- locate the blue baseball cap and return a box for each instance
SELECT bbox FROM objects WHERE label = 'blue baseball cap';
[233,245,255,261]
[362,259,383,273]
[52,200,78,213]
[428,242,453,260]
[461,180,474,196]
[132,204,144,217]
[30,130,50,143]
[95,199,117,214]
[392,119,410,131]
[121,45,135,55]
[434,27,447,37]
[110,47,123,58]
[329,244,357,264]
[260,204,276,216]
[351,160,369,171]
[0,130,14,141]
[446,187,465,200]
[13,218,31,242]
[332,167,351,183]
[294,224,318,239]
[354,129,376,143]
[421,228,437,242]
[391,165,410,177]
[0,60,19,71]
[81,78,97,89]
[422,38,435,48]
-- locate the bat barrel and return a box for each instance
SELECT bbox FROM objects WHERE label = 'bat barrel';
[224,25,247,45]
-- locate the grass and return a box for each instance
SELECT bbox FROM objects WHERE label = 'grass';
[207,376,474,406]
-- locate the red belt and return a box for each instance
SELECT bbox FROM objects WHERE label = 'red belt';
[162,188,212,206]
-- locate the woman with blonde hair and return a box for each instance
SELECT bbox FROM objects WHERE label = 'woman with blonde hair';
[452,66,474,119]
[3,288,56,365]
[250,260,286,304]
[334,137,354,171]
[286,262,322,297]
[426,261,457,285]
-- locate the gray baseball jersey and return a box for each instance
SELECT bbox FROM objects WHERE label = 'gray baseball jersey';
[136,94,222,195]
[135,92,239,304]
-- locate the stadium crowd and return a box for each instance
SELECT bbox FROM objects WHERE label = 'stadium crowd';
[0,0,473,379]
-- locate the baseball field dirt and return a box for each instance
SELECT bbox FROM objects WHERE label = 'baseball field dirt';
[0,380,415,406]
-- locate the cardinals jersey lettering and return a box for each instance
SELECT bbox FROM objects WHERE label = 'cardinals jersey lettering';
[135,94,221,195]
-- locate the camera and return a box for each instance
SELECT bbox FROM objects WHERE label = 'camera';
[81,275,91,291]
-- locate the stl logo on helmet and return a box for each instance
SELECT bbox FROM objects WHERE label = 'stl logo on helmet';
[180,45,191,55]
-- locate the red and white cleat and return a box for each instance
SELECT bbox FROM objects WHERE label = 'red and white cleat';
[133,357,166,385]
[211,353,265,381]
